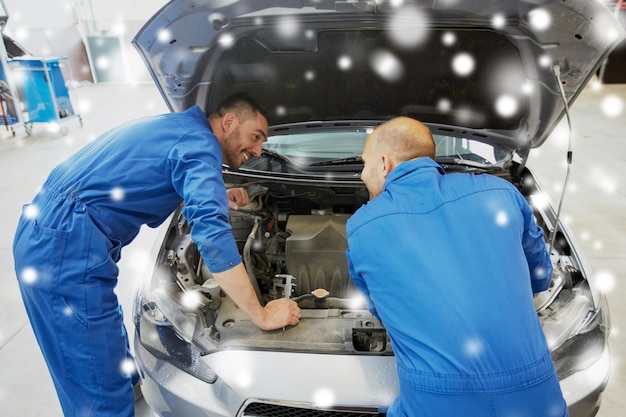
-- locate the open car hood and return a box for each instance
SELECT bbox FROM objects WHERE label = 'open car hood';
[133,0,624,156]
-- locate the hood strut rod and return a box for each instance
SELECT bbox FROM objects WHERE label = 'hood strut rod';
[548,65,573,255]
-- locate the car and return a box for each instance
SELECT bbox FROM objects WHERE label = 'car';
[129,1,625,416]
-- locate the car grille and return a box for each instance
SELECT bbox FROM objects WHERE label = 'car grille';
[241,401,385,417]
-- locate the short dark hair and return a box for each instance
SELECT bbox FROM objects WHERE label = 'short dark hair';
[213,92,269,122]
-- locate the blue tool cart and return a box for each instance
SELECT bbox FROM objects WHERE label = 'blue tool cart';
[0,0,22,137]
[0,51,21,137]
[9,56,82,136]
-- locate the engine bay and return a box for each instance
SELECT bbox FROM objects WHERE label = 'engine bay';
[142,166,588,355]
[149,178,390,353]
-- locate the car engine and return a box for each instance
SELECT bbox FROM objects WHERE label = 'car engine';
[148,169,588,355]
[153,180,389,353]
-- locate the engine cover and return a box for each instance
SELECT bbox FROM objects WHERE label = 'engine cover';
[284,214,356,297]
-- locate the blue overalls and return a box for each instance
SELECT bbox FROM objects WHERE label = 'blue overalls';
[13,106,241,416]
[346,158,568,417]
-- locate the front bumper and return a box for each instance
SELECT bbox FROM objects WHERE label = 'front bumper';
[135,333,610,417]
[560,345,611,417]
[134,333,397,417]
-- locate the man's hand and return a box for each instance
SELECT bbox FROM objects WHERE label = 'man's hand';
[255,298,302,331]
[226,187,250,210]
[212,263,302,331]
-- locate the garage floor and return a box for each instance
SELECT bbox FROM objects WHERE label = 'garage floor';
[0,82,624,416]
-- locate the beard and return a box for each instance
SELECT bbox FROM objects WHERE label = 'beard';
[222,127,245,169]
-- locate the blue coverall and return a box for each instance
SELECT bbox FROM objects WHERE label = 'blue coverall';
[13,106,241,417]
[346,157,568,417]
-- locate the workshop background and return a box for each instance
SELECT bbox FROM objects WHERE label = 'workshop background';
[0,1,624,416]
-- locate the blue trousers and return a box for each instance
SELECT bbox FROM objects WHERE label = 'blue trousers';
[388,371,569,417]
[13,195,135,417]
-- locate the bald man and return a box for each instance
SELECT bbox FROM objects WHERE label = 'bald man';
[346,117,567,417]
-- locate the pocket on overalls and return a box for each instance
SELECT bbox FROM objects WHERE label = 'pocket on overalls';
[14,206,70,292]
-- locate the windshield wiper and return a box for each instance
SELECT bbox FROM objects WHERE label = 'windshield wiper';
[309,156,363,166]
[261,148,290,162]
[236,148,307,173]
[436,156,499,172]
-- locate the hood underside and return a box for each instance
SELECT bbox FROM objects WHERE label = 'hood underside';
[133,0,625,153]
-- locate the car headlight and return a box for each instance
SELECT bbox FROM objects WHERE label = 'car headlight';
[134,287,219,383]
[539,278,610,381]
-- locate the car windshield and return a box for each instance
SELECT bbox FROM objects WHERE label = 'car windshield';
[242,130,510,172]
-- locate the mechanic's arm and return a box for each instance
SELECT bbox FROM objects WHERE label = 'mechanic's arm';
[346,248,380,319]
[212,263,301,331]
[168,138,299,330]
[518,194,553,293]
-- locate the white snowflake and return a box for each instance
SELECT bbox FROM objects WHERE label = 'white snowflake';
[595,271,615,294]
[14,27,30,42]
[463,338,484,358]
[534,266,547,279]
[530,193,549,210]
[20,267,38,285]
[232,351,255,388]
[349,294,367,309]
[119,358,137,377]
[24,204,39,219]
[313,387,336,408]
[110,186,125,202]
[591,167,618,194]
[181,290,203,310]
[218,33,235,49]
[277,16,300,39]
[370,49,404,83]
[492,14,506,29]
[591,79,603,92]
[495,210,509,226]
[47,123,62,134]
[567,182,578,194]
[386,6,430,50]
[125,249,150,273]
[111,22,127,36]
[495,95,518,118]
[275,105,287,116]
[528,8,552,32]
[157,29,172,43]
[521,81,534,95]
[77,98,93,115]
[437,98,451,113]
[600,95,624,118]
[593,240,604,251]
[337,55,353,71]
[236,371,253,389]
[538,54,552,68]
[441,31,456,47]
[579,230,591,242]
[96,56,111,71]
[451,52,475,77]
[599,176,617,194]
[454,106,478,125]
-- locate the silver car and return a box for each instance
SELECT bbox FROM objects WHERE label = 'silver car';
[130,1,624,416]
